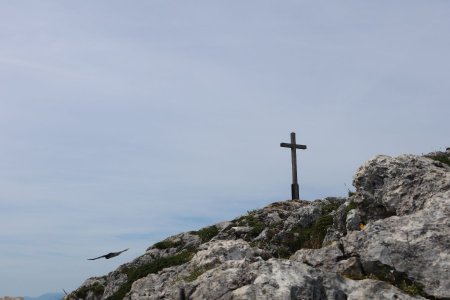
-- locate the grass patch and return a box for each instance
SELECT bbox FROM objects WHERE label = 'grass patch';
[271,201,343,258]
[193,225,220,243]
[246,215,265,238]
[74,282,105,299]
[368,267,426,297]
[153,239,182,250]
[345,201,357,212]
[343,200,358,219]
[363,272,426,297]
[321,200,342,215]
[399,280,425,296]
[107,250,194,300]
[183,264,214,282]
[426,153,450,166]
[233,212,265,239]
[346,263,427,298]
[275,213,334,258]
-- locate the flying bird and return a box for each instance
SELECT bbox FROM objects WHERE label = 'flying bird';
[88,248,129,260]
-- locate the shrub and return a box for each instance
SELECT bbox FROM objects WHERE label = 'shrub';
[153,239,182,250]
[345,263,427,298]
[320,200,342,215]
[246,215,265,238]
[74,282,105,299]
[399,280,425,296]
[345,201,357,212]
[193,225,220,243]
[233,212,265,238]
[426,152,450,166]
[275,213,334,258]
[343,200,358,220]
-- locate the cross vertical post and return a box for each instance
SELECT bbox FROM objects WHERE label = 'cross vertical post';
[280,132,307,200]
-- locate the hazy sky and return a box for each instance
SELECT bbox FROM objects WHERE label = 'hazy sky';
[1,1,449,296]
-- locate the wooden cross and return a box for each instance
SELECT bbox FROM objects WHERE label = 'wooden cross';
[280,132,307,200]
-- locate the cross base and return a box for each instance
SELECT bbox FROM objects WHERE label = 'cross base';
[291,183,300,200]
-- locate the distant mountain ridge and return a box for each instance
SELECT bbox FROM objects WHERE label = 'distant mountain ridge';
[24,293,64,300]
[67,150,450,299]
[0,295,63,300]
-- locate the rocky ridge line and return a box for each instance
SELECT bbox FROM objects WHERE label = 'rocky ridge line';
[67,150,450,300]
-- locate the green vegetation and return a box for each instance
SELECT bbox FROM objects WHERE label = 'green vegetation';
[233,215,247,227]
[233,212,265,238]
[272,201,345,258]
[345,264,427,298]
[320,200,342,215]
[345,201,357,212]
[275,213,334,258]
[399,280,425,296]
[107,250,194,300]
[426,152,450,166]
[74,282,105,299]
[246,214,265,237]
[343,200,358,220]
[193,225,220,243]
[183,267,207,282]
[366,264,396,283]
[264,221,283,240]
[153,239,182,250]
[183,264,214,282]
[363,271,426,297]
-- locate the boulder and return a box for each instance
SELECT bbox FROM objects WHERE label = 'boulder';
[127,240,422,300]
[353,154,449,221]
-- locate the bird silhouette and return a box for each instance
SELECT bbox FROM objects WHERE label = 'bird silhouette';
[88,248,129,260]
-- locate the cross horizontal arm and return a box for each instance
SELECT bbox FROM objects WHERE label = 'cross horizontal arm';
[280,143,307,149]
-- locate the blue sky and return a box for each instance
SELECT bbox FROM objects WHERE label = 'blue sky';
[1,1,449,296]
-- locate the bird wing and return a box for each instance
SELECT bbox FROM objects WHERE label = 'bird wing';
[105,248,130,259]
[87,254,107,260]
[88,249,129,260]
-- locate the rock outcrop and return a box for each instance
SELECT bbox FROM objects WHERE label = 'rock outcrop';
[67,151,450,300]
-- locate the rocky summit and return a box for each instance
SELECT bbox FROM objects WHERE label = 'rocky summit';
[66,151,450,300]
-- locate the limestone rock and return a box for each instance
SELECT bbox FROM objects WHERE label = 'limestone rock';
[353,154,449,221]
[290,242,345,271]
[342,191,450,298]
[126,241,422,300]
[345,154,450,299]
[290,242,364,279]
[345,209,361,232]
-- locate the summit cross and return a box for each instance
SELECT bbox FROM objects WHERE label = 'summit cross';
[280,132,307,200]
